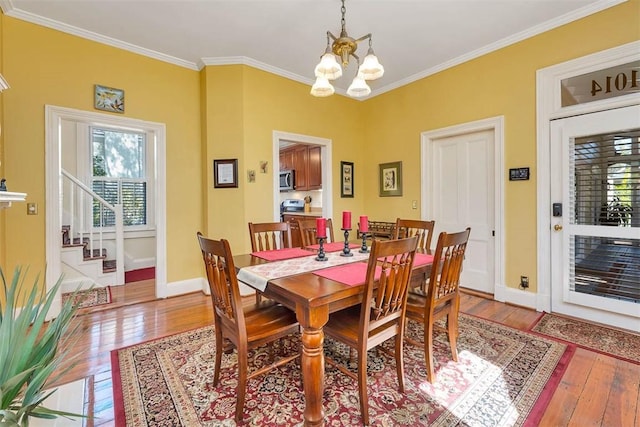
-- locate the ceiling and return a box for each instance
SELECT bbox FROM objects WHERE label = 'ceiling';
[1,0,618,98]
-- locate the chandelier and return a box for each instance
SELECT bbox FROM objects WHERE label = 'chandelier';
[311,0,384,98]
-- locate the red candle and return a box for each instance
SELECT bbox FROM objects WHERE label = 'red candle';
[316,217,327,239]
[342,211,351,230]
[359,215,368,233]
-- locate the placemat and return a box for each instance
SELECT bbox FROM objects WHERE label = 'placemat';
[312,262,381,286]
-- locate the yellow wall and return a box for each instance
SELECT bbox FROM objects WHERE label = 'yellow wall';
[201,65,365,254]
[0,1,638,294]
[361,0,640,291]
[0,16,202,282]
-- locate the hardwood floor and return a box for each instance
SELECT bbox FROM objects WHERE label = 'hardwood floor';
[53,290,640,426]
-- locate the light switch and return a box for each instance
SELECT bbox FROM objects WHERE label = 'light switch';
[27,202,38,215]
[411,200,418,209]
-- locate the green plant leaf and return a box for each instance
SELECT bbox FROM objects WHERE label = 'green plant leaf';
[0,267,83,425]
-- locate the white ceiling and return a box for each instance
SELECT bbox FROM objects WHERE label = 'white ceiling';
[1,0,620,98]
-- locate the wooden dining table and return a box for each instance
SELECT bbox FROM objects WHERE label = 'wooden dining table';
[233,248,432,427]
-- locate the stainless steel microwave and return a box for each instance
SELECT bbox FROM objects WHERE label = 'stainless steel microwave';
[279,170,295,191]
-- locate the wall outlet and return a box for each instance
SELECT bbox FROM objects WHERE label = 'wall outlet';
[520,275,529,289]
[27,202,38,215]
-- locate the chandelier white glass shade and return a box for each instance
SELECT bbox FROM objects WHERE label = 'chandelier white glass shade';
[311,0,384,98]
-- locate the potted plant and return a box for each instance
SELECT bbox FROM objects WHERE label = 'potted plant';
[599,196,633,226]
[0,267,83,426]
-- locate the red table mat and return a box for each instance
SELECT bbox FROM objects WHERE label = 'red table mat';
[313,262,381,286]
[251,247,313,261]
[313,253,434,286]
[306,242,361,252]
[414,253,434,266]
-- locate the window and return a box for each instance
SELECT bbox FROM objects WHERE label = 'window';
[571,129,639,304]
[91,127,147,227]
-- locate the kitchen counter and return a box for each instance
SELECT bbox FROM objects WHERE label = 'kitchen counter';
[285,211,322,217]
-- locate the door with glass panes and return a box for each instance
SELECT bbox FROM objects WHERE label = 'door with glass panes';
[550,105,640,330]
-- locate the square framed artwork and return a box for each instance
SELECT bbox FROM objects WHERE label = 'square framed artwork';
[340,161,354,198]
[379,161,403,197]
[94,84,124,113]
[213,159,238,188]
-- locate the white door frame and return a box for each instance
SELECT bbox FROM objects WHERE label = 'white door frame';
[536,40,640,312]
[272,131,333,221]
[45,105,167,315]
[420,116,506,302]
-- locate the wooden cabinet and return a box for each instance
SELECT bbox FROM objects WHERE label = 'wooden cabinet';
[292,146,309,190]
[307,145,322,190]
[279,149,294,171]
[279,144,322,191]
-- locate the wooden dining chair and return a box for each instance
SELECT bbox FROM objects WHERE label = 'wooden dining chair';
[323,236,419,425]
[393,218,436,294]
[248,221,292,251]
[248,221,293,303]
[196,232,300,423]
[405,227,471,383]
[297,217,335,246]
[393,218,435,252]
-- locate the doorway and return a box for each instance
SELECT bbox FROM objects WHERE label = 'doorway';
[421,116,504,298]
[536,41,640,329]
[45,105,167,311]
[271,131,333,222]
[549,106,640,329]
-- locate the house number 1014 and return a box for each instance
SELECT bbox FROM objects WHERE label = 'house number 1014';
[591,69,638,96]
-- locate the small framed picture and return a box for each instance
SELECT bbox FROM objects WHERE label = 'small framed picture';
[94,84,124,113]
[213,159,238,188]
[379,161,403,197]
[340,161,354,198]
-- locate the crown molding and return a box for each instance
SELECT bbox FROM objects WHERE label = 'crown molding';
[199,56,352,98]
[1,0,625,100]
[1,1,199,71]
[373,0,627,97]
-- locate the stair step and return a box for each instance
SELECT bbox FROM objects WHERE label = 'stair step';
[103,259,117,273]
[84,248,107,259]
[61,225,117,277]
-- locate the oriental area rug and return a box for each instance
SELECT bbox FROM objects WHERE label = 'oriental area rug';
[61,286,112,309]
[112,314,572,426]
[530,312,640,364]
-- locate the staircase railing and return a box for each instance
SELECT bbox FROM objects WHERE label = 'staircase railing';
[61,169,124,285]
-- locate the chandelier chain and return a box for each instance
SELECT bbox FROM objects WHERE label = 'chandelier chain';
[341,0,346,32]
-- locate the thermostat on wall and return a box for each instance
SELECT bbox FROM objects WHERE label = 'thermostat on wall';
[509,167,530,181]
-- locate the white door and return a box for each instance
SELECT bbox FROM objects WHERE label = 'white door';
[549,105,640,330]
[430,129,495,294]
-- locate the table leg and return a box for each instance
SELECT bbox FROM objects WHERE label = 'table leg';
[297,305,329,427]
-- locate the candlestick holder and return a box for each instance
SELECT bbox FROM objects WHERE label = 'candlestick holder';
[315,237,328,261]
[359,231,369,253]
[340,228,353,257]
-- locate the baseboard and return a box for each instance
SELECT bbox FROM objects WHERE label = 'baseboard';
[125,267,155,283]
[163,277,208,298]
[503,286,537,310]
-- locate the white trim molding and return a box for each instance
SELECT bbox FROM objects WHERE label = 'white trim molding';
[420,116,506,303]
[272,131,333,222]
[45,105,168,311]
[535,40,640,313]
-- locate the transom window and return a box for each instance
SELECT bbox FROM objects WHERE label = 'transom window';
[91,127,147,227]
